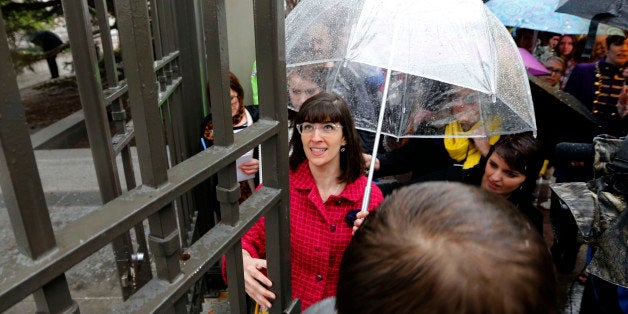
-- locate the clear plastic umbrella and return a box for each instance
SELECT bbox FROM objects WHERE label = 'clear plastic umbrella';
[286,0,537,211]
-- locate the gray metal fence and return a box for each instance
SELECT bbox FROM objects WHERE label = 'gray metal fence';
[0,0,294,312]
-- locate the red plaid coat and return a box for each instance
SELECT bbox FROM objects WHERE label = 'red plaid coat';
[241,161,384,310]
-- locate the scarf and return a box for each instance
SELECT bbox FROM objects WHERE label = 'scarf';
[444,121,499,169]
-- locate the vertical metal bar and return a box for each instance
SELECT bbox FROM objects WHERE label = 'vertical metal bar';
[94,0,154,292]
[174,0,207,165]
[149,0,163,59]
[175,0,211,248]
[115,0,169,187]
[115,0,181,287]
[61,0,141,300]
[253,0,292,312]
[0,10,78,313]
[202,0,247,312]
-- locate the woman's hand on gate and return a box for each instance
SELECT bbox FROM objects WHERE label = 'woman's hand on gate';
[242,250,275,308]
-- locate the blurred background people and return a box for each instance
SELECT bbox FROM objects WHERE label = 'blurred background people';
[539,56,566,89]
[556,34,579,89]
[564,34,628,140]
[535,32,561,62]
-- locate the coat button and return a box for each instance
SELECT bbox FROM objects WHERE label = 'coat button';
[315,274,323,282]
[330,224,336,232]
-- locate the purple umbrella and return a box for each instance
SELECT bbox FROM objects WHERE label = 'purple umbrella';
[518,48,551,76]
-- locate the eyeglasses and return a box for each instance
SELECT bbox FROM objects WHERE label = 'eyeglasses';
[296,122,343,136]
[546,67,564,75]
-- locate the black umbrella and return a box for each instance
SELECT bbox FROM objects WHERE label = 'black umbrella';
[555,0,628,30]
[528,74,597,155]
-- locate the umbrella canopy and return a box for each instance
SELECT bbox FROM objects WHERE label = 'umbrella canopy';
[485,0,591,34]
[519,47,551,75]
[286,0,536,139]
[286,0,537,211]
[556,0,628,30]
[528,74,596,155]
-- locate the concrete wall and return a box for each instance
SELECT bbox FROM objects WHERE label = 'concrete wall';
[226,0,256,107]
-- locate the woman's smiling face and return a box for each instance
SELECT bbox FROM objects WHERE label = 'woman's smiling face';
[300,121,346,169]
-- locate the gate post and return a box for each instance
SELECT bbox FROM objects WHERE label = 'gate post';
[0,10,78,314]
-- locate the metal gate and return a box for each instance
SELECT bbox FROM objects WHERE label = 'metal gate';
[0,0,295,312]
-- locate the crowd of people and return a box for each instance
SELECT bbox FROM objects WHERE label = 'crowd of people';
[200,23,627,313]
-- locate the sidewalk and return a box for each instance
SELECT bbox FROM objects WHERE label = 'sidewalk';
[0,148,136,313]
[16,52,74,90]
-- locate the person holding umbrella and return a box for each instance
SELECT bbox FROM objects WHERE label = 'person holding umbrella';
[240,92,383,311]
[364,87,499,195]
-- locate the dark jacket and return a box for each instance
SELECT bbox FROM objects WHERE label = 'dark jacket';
[564,57,627,138]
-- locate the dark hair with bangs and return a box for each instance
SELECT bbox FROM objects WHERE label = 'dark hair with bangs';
[289,92,364,183]
[336,182,557,314]
[488,132,544,198]
[606,34,626,48]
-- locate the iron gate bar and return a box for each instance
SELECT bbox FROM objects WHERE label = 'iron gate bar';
[252,0,294,312]
[116,186,282,312]
[154,52,180,72]
[0,120,279,311]
[95,0,153,293]
[104,82,128,104]
[115,0,184,294]
[0,10,78,313]
[201,0,251,312]
[158,77,183,106]
[62,0,143,301]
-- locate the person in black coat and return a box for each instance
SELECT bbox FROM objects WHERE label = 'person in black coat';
[30,30,63,79]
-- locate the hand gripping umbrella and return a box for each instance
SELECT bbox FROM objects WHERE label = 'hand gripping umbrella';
[286,0,537,212]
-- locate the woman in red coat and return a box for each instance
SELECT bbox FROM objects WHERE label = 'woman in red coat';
[241,92,384,311]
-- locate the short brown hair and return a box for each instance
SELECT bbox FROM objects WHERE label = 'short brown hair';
[336,182,557,314]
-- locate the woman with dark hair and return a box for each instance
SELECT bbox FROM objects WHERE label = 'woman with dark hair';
[334,182,557,314]
[479,133,545,234]
[240,92,384,311]
[200,72,259,203]
[360,132,545,234]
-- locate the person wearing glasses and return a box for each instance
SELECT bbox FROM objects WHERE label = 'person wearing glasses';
[364,87,499,195]
[240,92,384,311]
[539,56,565,90]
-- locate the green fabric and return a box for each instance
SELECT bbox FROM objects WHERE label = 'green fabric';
[251,60,259,106]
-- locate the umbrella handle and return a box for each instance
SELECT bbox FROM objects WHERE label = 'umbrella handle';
[361,69,392,212]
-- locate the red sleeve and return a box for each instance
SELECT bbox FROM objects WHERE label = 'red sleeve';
[221,216,267,283]
[241,216,267,259]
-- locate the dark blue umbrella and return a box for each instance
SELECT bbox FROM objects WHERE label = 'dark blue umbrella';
[555,0,628,30]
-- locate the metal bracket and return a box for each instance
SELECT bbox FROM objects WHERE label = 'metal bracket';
[147,231,180,257]
[216,184,241,204]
